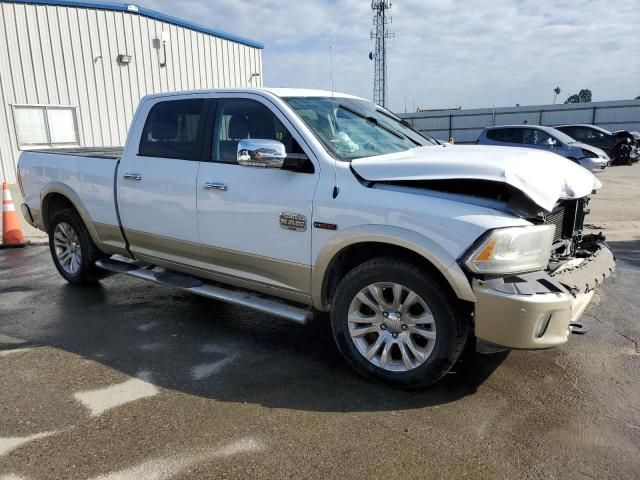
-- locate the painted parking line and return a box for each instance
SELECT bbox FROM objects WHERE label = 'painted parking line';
[73,371,158,417]
[0,431,57,457]
[191,357,235,380]
[0,348,33,357]
[90,437,264,480]
[191,344,238,380]
[136,321,158,332]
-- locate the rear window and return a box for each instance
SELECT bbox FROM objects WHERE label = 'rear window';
[486,128,522,143]
[139,99,206,160]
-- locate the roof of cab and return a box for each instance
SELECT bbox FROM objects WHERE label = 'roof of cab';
[142,88,367,101]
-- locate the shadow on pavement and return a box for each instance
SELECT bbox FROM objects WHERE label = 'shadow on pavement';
[607,240,640,265]
[2,246,508,413]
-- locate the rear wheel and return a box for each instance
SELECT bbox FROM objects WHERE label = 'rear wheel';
[330,257,470,388]
[49,208,107,284]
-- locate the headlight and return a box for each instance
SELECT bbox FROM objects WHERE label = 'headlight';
[463,225,555,274]
[581,148,598,159]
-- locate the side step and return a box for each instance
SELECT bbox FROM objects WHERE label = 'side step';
[95,258,314,325]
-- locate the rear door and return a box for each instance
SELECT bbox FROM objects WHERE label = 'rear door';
[196,94,319,300]
[484,128,523,146]
[117,96,209,265]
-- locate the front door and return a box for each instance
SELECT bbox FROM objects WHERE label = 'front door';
[522,128,556,152]
[196,95,319,299]
[118,97,208,266]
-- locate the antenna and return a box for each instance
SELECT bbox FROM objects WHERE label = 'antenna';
[329,45,335,96]
[330,45,339,199]
[369,1,394,107]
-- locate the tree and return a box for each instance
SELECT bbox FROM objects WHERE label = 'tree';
[636,95,640,100]
[565,89,592,104]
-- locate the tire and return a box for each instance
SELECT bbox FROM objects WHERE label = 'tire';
[330,257,470,389]
[48,208,108,284]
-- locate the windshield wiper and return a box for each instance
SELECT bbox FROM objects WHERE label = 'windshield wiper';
[338,104,405,141]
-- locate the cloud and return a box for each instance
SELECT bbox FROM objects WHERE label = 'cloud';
[136,0,640,111]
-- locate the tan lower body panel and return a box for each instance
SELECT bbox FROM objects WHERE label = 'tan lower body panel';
[124,229,312,305]
[94,222,129,256]
[473,279,594,349]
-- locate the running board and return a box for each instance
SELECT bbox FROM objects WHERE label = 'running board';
[95,258,313,324]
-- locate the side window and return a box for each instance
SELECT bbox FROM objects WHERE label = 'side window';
[568,127,587,140]
[585,128,604,140]
[522,128,553,146]
[139,99,206,160]
[486,128,522,143]
[213,98,303,163]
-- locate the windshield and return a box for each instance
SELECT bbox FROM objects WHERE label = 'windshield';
[549,128,581,145]
[284,97,437,160]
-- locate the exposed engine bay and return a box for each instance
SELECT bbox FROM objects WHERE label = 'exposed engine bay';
[364,177,612,291]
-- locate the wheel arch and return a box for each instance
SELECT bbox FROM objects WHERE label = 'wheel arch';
[311,225,477,311]
[40,183,102,247]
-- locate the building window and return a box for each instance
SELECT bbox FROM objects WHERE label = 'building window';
[12,105,79,148]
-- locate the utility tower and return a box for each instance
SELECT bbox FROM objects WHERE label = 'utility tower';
[370,1,394,107]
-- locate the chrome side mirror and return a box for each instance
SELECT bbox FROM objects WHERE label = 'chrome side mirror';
[237,139,286,168]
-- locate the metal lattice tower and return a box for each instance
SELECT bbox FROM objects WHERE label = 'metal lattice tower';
[370,1,394,107]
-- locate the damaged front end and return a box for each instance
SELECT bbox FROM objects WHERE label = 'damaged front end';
[470,196,615,351]
[376,177,616,351]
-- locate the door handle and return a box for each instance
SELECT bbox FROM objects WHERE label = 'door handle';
[203,182,228,191]
[123,173,142,181]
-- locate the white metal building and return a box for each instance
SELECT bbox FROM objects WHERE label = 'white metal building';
[0,0,264,183]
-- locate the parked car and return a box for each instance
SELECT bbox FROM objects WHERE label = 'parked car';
[555,125,616,154]
[611,130,640,164]
[556,124,638,165]
[478,125,609,172]
[17,88,615,388]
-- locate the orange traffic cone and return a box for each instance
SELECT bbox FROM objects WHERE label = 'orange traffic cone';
[2,182,26,248]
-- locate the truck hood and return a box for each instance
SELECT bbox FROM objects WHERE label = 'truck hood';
[351,144,601,212]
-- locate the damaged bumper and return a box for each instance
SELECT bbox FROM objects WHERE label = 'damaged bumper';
[472,241,615,350]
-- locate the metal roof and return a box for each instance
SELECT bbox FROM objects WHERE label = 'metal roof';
[6,0,265,49]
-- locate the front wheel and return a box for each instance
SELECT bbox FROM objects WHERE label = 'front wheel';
[330,257,469,388]
[48,208,108,284]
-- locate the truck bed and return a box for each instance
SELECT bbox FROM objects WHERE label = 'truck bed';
[25,146,123,159]
[19,148,122,234]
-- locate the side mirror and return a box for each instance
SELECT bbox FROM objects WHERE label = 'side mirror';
[237,139,286,168]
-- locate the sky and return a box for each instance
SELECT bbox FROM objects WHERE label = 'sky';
[135,0,640,112]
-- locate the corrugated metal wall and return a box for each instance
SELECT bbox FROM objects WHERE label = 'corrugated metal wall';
[0,1,263,183]
[400,100,640,144]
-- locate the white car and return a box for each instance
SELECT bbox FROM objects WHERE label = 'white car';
[17,88,615,388]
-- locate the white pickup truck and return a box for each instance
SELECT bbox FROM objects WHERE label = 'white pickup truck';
[18,88,615,388]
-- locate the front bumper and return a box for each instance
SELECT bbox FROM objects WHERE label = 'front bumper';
[577,156,609,173]
[472,242,615,350]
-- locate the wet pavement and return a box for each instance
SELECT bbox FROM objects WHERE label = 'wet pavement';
[1,171,640,479]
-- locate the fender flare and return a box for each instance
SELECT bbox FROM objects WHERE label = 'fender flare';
[40,183,103,247]
[311,224,477,310]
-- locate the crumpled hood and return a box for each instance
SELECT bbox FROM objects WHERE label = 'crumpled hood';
[351,144,601,212]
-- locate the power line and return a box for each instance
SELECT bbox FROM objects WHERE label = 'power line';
[370,1,394,108]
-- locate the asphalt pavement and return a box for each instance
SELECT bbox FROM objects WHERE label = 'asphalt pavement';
[1,166,639,479]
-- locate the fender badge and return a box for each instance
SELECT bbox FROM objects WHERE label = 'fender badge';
[313,222,338,231]
[280,212,307,232]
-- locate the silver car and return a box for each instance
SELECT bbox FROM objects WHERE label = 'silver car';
[478,125,609,173]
